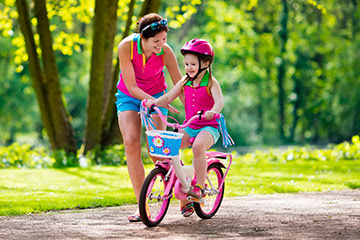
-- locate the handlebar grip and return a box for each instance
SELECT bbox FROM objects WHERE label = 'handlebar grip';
[141,99,156,112]
[141,99,147,107]
[149,104,156,114]
[198,113,221,120]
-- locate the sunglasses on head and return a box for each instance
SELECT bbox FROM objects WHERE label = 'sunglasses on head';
[141,19,168,34]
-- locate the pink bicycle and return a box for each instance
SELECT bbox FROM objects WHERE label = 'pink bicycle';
[138,100,233,227]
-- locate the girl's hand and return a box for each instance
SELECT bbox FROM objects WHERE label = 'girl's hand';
[205,110,217,120]
[145,99,179,114]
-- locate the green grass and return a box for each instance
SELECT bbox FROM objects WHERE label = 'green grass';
[225,159,360,196]
[0,166,135,216]
[0,156,359,216]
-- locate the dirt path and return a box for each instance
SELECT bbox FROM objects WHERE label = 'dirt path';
[1,190,359,240]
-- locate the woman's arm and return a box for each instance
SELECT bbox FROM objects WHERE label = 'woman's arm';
[163,43,182,85]
[118,37,154,100]
[146,78,185,112]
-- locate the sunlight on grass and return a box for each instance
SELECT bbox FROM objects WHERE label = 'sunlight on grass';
[225,159,360,197]
[0,166,140,216]
[0,157,359,216]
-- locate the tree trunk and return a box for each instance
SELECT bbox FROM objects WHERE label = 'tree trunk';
[351,0,360,135]
[100,0,121,145]
[139,0,161,17]
[16,0,76,153]
[34,0,77,153]
[101,0,136,146]
[83,0,119,153]
[100,0,161,146]
[15,0,52,145]
[277,0,288,143]
[289,50,303,143]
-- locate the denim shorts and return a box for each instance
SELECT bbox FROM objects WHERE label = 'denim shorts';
[184,126,220,146]
[115,89,168,115]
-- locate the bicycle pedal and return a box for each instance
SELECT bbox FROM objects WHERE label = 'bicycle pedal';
[188,197,204,203]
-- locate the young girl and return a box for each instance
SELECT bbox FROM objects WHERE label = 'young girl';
[146,39,224,216]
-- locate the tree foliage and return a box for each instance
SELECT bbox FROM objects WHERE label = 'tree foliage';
[0,0,202,153]
[0,0,359,153]
[167,0,360,146]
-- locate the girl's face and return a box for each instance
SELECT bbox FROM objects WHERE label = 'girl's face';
[143,31,167,54]
[184,54,208,79]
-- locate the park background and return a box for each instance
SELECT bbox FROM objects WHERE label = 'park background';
[0,0,359,215]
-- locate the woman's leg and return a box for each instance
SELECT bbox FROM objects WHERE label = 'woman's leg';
[147,116,166,163]
[118,111,143,203]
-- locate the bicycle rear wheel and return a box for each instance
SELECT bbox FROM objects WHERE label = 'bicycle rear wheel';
[194,163,224,219]
[139,167,171,227]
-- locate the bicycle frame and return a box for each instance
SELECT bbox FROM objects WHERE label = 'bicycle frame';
[139,100,233,226]
[141,100,232,195]
[140,100,224,195]
[153,151,232,202]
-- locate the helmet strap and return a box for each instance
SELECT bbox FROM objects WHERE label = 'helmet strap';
[186,57,208,82]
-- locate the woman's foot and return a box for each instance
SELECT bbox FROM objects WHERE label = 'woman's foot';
[180,202,194,217]
[128,212,141,222]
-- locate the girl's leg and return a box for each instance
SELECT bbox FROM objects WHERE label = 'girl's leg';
[180,129,192,149]
[178,130,194,214]
[118,111,143,203]
[191,130,214,188]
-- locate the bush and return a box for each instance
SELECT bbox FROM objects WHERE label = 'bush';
[0,143,54,168]
[0,143,153,168]
[1,136,359,169]
[240,135,360,163]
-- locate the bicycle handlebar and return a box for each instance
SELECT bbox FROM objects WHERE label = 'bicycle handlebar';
[141,100,220,130]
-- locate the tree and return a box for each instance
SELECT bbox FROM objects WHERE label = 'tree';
[3,0,359,150]
[4,0,200,154]
[83,0,120,153]
[277,0,288,143]
[15,0,77,153]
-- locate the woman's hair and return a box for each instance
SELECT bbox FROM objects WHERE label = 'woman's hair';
[137,13,169,39]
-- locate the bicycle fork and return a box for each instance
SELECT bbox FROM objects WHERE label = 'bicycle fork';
[171,156,193,193]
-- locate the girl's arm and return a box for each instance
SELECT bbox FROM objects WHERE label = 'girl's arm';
[118,37,154,100]
[146,78,185,112]
[205,78,224,120]
[163,44,185,105]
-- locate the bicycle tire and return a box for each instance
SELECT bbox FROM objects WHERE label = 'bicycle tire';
[194,163,224,219]
[139,167,171,227]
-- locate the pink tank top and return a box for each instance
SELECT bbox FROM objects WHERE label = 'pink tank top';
[184,71,219,129]
[117,34,167,96]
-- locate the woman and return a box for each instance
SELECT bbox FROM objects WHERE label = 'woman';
[115,13,182,222]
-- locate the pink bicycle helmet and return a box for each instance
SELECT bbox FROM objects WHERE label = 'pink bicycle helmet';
[181,39,214,57]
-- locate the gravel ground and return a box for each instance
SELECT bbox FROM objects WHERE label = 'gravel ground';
[0,190,359,240]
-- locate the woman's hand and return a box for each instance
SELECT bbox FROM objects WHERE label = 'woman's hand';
[145,99,156,109]
[167,104,179,114]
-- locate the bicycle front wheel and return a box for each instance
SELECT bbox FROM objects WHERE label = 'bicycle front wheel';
[139,167,171,227]
[194,163,224,219]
